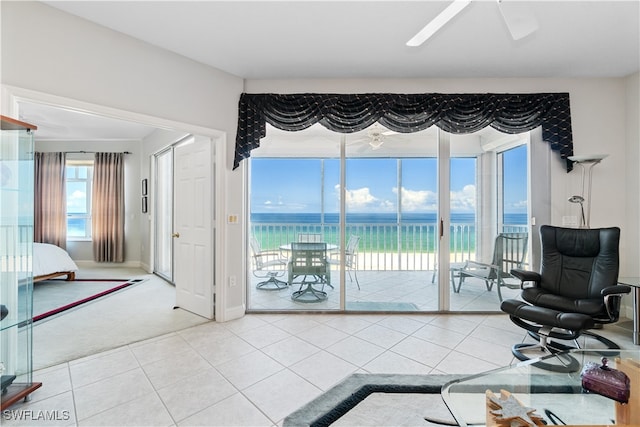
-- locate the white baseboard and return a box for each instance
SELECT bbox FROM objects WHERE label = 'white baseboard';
[74,260,142,269]
[218,304,245,323]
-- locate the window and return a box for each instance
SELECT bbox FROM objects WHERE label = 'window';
[66,160,93,239]
[497,144,528,233]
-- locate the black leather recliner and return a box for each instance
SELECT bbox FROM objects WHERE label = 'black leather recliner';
[501,225,630,371]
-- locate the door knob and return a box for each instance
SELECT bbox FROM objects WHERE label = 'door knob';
[172,232,180,238]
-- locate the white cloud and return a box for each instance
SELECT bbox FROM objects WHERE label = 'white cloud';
[262,196,288,209]
[261,197,308,211]
[450,184,476,212]
[346,187,377,206]
[69,190,85,200]
[335,184,395,211]
[393,187,436,211]
[333,184,476,213]
[510,200,528,210]
[388,185,475,212]
[66,190,86,211]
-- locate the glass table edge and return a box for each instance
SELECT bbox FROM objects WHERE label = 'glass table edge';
[440,349,640,427]
[441,356,543,426]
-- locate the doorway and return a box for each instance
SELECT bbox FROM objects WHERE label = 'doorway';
[153,135,215,319]
[5,91,221,368]
[7,87,223,321]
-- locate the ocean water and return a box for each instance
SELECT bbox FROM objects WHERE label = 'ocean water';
[250,212,527,253]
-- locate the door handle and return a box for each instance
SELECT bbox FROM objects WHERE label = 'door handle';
[439,218,444,239]
[172,232,180,238]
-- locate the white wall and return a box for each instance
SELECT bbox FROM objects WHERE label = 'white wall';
[0,2,241,133]
[625,72,640,277]
[1,1,245,320]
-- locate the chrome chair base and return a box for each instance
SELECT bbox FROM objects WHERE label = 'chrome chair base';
[511,327,581,373]
[256,272,288,290]
[291,275,328,303]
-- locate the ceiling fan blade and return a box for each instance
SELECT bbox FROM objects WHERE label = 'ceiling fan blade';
[406,0,472,47]
[496,0,538,41]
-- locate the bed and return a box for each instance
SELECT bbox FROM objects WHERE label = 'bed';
[33,243,79,282]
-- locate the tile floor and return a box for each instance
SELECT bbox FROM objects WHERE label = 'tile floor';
[248,270,524,312]
[3,270,637,426]
[6,316,637,426]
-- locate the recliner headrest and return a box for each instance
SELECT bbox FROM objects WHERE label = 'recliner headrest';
[553,227,601,257]
[541,225,619,258]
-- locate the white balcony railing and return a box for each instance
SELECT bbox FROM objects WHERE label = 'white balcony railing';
[250,222,527,272]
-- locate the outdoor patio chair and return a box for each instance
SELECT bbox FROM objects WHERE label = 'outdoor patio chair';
[297,233,323,242]
[250,236,288,290]
[329,235,361,289]
[453,232,528,302]
[288,242,331,302]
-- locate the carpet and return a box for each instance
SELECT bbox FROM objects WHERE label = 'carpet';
[32,273,210,370]
[284,373,463,427]
[285,373,591,427]
[30,278,144,322]
[346,301,419,311]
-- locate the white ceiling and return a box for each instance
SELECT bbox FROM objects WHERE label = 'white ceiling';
[44,0,640,79]
[22,0,640,141]
[18,101,157,141]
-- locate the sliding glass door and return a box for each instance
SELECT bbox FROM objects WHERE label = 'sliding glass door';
[447,132,530,311]
[246,124,529,312]
[248,127,340,310]
[342,127,439,311]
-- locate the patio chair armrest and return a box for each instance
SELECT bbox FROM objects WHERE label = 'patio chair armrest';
[463,260,500,270]
[254,251,288,266]
[510,269,540,285]
[259,250,285,259]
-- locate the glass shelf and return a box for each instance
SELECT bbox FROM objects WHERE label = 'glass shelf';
[1,115,41,410]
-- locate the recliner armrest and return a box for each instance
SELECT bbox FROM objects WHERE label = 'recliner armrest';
[601,284,631,322]
[510,269,540,284]
[601,285,631,296]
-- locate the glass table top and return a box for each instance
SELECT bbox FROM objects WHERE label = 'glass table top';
[442,349,640,426]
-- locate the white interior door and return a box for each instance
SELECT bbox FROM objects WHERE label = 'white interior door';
[173,135,214,319]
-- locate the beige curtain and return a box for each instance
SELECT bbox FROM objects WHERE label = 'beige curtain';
[92,153,125,262]
[34,152,67,249]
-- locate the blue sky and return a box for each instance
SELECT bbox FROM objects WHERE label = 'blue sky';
[251,145,527,214]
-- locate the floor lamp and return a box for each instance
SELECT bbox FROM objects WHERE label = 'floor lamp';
[567,154,608,228]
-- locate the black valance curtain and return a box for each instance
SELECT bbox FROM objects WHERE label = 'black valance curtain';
[234,92,573,171]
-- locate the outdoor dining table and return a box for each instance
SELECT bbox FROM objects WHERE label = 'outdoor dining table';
[280,242,337,302]
[278,243,339,252]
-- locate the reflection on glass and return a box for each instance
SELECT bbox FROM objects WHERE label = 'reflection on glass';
[154,149,173,281]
